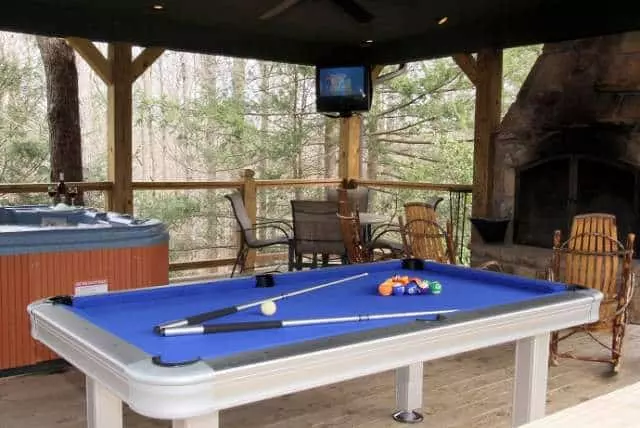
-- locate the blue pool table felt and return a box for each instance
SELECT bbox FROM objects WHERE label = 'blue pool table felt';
[65,260,569,365]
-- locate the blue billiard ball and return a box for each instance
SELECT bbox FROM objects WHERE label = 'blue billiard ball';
[392,284,406,296]
[405,284,419,295]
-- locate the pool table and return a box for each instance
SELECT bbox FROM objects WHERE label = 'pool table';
[27,259,602,428]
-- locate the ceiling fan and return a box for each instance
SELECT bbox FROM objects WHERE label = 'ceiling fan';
[260,0,374,23]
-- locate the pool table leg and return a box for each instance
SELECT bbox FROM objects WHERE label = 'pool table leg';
[172,412,219,428]
[392,362,424,423]
[86,377,122,428]
[512,333,551,427]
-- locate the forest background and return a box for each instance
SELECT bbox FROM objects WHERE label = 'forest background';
[0,32,541,276]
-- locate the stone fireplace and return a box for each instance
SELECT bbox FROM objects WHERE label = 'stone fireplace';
[513,124,640,250]
[471,32,640,278]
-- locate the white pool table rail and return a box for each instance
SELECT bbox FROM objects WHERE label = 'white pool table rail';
[28,288,602,428]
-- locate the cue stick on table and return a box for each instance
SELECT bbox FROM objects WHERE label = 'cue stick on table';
[160,309,458,336]
[154,273,369,332]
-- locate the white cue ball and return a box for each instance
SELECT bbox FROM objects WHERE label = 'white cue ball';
[260,300,277,316]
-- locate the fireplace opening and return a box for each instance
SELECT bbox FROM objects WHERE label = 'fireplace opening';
[513,154,639,252]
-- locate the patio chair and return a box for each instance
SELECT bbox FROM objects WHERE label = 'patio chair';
[225,191,294,277]
[546,213,636,373]
[326,186,370,212]
[403,202,502,271]
[290,200,347,269]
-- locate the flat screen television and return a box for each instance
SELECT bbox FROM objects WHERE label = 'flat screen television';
[316,65,372,115]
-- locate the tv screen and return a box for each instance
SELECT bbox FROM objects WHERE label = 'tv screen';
[316,65,372,114]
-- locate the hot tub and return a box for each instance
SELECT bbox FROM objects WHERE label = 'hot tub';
[0,204,169,372]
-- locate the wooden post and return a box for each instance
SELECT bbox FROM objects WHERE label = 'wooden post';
[472,49,503,219]
[67,38,164,214]
[241,169,257,271]
[338,115,362,183]
[107,43,133,214]
[336,66,387,186]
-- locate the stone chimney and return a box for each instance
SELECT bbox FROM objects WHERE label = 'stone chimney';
[492,32,640,249]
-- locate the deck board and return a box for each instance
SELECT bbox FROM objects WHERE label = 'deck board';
[1,326,640,428]
[522,381,640,427]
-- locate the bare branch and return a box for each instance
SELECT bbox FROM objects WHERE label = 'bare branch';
[377,138,433,145]
[386,149,438,163]
[380,171,405,180]
[367,117,435,137]
[376,93,427,117]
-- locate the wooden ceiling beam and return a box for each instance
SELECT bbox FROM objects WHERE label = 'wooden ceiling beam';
[131,47,165,81]
[65,37,112,84]
[452,53,478,86]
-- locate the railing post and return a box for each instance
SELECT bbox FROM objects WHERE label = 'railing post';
[241,169,257,271]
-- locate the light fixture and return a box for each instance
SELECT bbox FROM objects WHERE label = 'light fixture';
[437,16,448,25]
[152,4,164,10]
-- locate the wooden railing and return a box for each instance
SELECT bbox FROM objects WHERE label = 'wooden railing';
[0,181,113,193]
[0,172,473,275]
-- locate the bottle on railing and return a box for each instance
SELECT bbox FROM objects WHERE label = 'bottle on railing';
[56,171,67,205]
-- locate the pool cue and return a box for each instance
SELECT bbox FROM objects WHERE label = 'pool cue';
[154,272,369,332]
[160,309,458,336]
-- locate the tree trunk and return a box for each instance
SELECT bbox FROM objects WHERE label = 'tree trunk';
[201,55,221,266]
[323,118,338,178]
[366,89,382,180]
[36,36,84,205]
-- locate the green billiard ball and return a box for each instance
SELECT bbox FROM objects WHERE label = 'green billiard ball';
[429,281,442,295]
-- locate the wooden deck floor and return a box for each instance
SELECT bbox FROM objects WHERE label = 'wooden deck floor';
[2,326,640,428]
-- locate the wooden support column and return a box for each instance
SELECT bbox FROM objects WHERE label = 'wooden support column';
[241,169,257,270]
[337,66,386,187]
[67,38,164,214]
[338,115,362,185]
[107,43,134,214]
[472,49,503,219]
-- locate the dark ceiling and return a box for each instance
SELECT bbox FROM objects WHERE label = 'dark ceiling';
[2,0,640,65]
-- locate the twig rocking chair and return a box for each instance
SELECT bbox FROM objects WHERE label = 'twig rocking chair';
[336,189,405,264]
[547,213,636,373]
[403,202,502,272]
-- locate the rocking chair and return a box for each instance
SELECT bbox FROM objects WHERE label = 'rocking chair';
[547,213,636,373]
[336,189,406,263]
[403,202,502,272]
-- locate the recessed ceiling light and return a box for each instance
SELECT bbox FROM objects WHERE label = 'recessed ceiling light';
[437,16,448,25]
[152,4,164,10]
